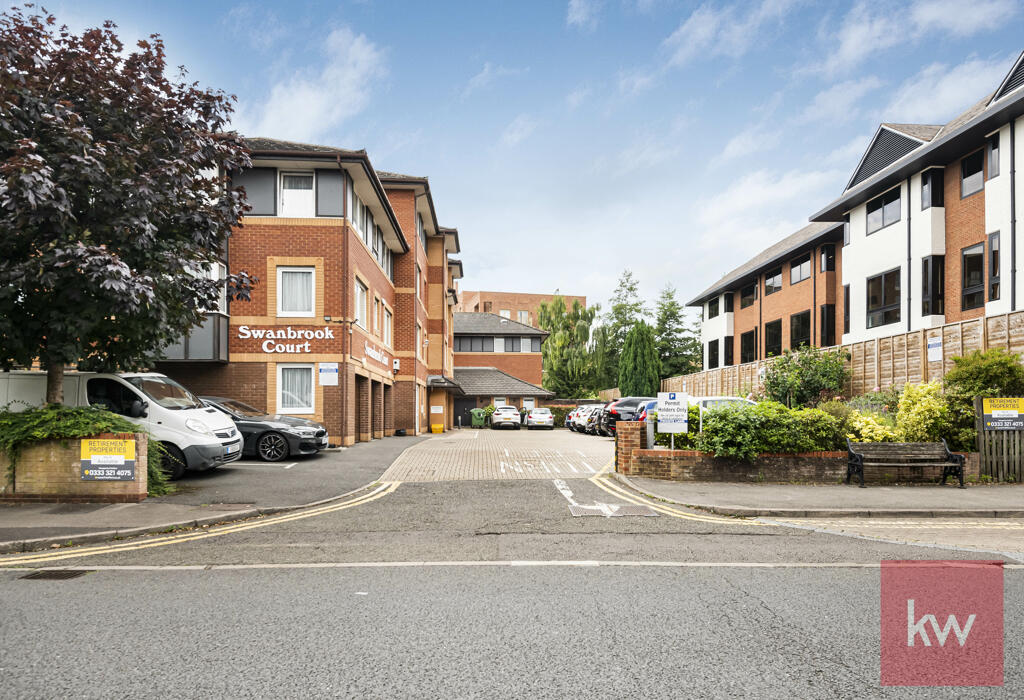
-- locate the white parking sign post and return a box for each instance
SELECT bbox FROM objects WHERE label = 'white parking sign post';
[657,392,688,450]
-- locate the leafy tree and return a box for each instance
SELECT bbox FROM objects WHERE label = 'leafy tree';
[618,321,660,397]
[763,346,850,407]
[537,295,598,397]
[0,8,254,403]
[943,348,1024,398]
[596,269,650,387]
[653,284,701,379]
[589,324,615,391]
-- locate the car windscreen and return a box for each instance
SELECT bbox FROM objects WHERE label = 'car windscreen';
[216,399,265,417]
[532,408,551,414]
[126,376,203,410]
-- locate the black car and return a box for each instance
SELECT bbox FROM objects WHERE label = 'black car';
[201,396,329,462]
[604,396,656,435]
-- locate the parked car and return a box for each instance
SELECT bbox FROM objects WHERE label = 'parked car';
[565,409,577,430]
[202,396,329,462]
[596,400,616,436]
[604,396,656,435]
[637,399,658,422]
[0,370,241,480]
[491,405,522,430]
[526,407,555,430]
[573,405,597,432]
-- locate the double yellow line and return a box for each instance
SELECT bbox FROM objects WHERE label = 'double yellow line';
[589,470,770,526]
[0,481,401,567]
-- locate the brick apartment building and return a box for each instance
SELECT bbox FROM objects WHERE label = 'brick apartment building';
[456,290,586,328]
[158,138,464,445]
[690,50,1024,371]
[451,312,552,425]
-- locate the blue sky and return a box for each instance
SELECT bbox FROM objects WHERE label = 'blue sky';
[59,1,1024,315]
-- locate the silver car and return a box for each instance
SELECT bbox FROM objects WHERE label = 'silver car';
[491,406,522,430]
[526,407,554,430]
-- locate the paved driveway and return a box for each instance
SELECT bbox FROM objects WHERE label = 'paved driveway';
[380,428,613,481]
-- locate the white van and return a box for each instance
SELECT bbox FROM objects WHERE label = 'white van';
[0,371,242,479]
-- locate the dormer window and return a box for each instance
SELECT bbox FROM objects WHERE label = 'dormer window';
[280,173,314,217]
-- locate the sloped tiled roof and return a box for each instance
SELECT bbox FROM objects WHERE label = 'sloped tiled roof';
[454,312,548,336]
[453,367,553,398]
[376,170,424,180]
[243,137,364,156]
[687,221,843,306]
[881,123,943,141]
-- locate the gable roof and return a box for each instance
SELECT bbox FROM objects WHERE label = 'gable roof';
[453,367,553,398]
[454,312,548,337]
[812,51,1024,223]
[846,125,928,190]
[243,137,364,157]
[881,123,943,141]
[686,221,844,306]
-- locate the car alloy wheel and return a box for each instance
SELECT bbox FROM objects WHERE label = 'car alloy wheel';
[160,442,187,480]
[257,432,289,462]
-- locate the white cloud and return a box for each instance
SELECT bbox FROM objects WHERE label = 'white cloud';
[617,68,658,95]
[695,168,845,254]
[910,0,1017,37]
[500,114,537,147]
[567,0,600,30]
[664,0,799,68]
[565,86,591,109]
[882,56,1011,123]
[232,27,386,142]
[812,0,1019,76]
[798,76,883,124]
[598,118,691,174]
[224,4,287,51]
[463,62,525,98]
[714,125,782,165]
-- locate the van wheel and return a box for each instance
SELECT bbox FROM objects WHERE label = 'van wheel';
[257,432,289,462]
[161,443,187,480]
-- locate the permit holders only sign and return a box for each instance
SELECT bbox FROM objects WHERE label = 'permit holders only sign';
[657,392,688,433]
[982,398,1024,430]
[80,438,136,481]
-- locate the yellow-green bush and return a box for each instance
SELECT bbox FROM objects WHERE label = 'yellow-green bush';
[847,410,899,442]
[895,381,952,442]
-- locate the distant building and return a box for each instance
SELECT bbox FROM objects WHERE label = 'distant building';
[456,290,586,328]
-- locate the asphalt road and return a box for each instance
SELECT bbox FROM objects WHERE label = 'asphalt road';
[2,431,1021,697]
[2,565,1019,698]
[159,434,427,507]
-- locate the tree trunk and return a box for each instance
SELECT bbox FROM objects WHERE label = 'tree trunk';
[46,363,64,405]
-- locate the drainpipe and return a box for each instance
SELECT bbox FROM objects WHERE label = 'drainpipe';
[812,246,817,345]
[1012,119,1017,311]
[906,176,912,332]
[339,156,349,444]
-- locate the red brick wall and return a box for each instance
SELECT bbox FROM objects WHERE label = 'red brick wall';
[157,362,268,411]
[944,149,988,324]
[456,291,586,327]
[453,352,543,385]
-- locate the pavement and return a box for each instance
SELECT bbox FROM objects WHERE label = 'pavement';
[615,474,1024,518]
[0,434,427,553]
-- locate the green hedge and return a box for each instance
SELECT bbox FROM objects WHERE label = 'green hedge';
[0,405,172,496]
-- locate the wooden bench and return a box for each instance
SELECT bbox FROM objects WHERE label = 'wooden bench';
[846,439,965,489]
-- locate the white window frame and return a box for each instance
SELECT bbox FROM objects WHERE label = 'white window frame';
[354,279,369,329]
[277,363,315,415]
[520,336,531,353]
[522,397,536,410]
[499,309,511,319]
[493,397,508,408]
[416,265,422,301]
[373,297,381,335]
[277,266,315,318]
[279,171,316,218]
[384,308,393,347]
[517,310,529,325]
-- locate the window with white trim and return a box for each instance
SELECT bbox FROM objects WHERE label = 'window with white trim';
[517,310,529,325]
[354,279,368,329]
[373,297,380,334]
[384,308,393,346]
[278,364,314,414]
[280,172,314,217]
[277,266,314,317]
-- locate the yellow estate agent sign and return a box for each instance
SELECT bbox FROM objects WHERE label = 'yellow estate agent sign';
[80,438,137,481]
[982,398,1024,431]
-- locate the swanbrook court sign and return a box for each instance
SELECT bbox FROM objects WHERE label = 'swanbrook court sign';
[237,325,335,353]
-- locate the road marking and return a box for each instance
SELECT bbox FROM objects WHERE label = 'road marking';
[551,479,655,517]
[0,482,401,567]
[504,449,509,457]
[566,463,578,474]
[589,475,770,526]
[283,463,298,470]
[8,561,1021,572]
[582,461,595,473]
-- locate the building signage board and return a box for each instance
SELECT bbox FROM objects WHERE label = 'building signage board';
[982,398,1024,430]
[430,405,444,414]
[657,392,688,434]
[318,362,339,386]
[364,342,390,367]
[237,325,335,353]
[927,337,943,362]
[80,438,136,481]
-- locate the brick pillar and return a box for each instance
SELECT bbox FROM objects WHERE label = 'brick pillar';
[384,383,395,436]
[372,380,384,439]
[615,421,643,475]
[356,376,371,442]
